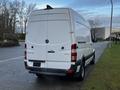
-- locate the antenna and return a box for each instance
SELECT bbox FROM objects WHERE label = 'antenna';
[45,5,53,10]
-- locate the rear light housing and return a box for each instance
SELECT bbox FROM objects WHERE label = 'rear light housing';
[24,51,27,60]
[24,44,27,60]
[67,68,74,76]
[71,43,77,62]
[25,43,27,48]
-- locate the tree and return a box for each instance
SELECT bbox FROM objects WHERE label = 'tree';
[9,0,20,33]
[18,0,25,33]
[0,0,10,35]
[23,3,36,33]
[17,1,36,33]
[0,0,36,35]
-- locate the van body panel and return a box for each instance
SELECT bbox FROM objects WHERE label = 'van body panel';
[47,20,71,62]
[26,21,47,60]
[25,8,95,76]
[26,8,72,69]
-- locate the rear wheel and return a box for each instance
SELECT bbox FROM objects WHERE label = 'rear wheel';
[36,73,43,78]
[77,63,85,81]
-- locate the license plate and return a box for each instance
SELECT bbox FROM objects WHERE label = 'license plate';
[33,62,41,67]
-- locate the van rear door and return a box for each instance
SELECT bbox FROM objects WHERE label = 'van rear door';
[27,9,72,69]
[46,12,72,69]
[26,21,47,62]
[47,20,71,61]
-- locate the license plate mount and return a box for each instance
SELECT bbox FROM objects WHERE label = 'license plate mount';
[33,62,41,67]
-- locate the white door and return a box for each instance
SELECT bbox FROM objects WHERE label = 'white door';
[27,21,47,61]
[47,20,71,61]
[46,20,71,69]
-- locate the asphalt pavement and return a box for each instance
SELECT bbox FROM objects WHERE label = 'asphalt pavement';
[0,41,108,90]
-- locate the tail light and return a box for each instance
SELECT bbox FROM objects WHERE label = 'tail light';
[24,44,27,60]
[71,43,77,62]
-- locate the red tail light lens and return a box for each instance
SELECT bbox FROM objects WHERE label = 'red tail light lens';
[71,43,77,49]
[71,43,77,62]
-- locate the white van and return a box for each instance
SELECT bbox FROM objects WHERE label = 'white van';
[24,7,95,80]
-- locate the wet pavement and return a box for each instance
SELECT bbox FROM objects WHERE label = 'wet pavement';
[0,41,108,90]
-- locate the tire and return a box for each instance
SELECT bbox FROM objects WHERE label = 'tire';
[77,63,85,81]
[90,52,95,65]
[36,73,43,78]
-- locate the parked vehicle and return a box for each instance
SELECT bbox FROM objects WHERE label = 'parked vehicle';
[24,7,95,81]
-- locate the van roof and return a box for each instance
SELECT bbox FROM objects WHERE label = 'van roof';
[33,8,71,12]
[30,8,71,16]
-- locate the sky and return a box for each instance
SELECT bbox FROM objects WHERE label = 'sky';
[24,0,120,28]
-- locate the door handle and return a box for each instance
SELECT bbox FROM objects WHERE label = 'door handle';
[78,41,86,44]
[48,50,55,53]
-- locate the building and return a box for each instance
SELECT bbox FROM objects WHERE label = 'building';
[91,27,110,41]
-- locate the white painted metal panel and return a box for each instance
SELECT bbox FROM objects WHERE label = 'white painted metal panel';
[46,20,71,62]
[26,21,47,61]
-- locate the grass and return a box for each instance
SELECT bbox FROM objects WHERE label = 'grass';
[81,44,120,90]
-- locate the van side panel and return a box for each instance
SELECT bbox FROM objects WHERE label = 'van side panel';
[69,9,92,61]
[25,8,95,76]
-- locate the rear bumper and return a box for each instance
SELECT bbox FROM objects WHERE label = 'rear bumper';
[24,61,76,76]
[24,61,67,76]
[28,67,67,76]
